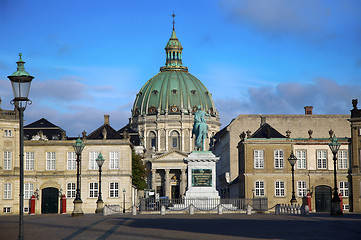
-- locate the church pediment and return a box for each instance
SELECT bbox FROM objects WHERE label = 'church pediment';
[151,150,188,162]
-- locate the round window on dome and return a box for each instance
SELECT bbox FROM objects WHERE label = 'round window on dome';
[152,90,158,95]
[171,89,177,95]
[191,90,196,95]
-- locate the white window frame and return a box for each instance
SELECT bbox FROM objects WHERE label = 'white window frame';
[46,152,56,170]
[339,181,349,197]
[3,207,11,213]
[67,183,76,198]
[4,129,12,137]
[109,151,119,169]
[255,181,265,197]
[4,151,12,170]
[297,181,307,197]
[89,152,99,170]
[254,150,264,169]
[317,150,327,169]
[67,152,77,170]
[4,183,12,199]
[275,181,285,197]
[338,150,348,169]
[296,150,306,169]
[109,182,119,198]
[274,150,284,169]
[89,182,98,198]
[24,183,34,199]
[25,152,35,171]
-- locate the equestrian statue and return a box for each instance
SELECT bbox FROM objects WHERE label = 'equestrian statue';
[192,105,209,151]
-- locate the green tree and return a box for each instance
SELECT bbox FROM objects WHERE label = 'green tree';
[132,150,147,190]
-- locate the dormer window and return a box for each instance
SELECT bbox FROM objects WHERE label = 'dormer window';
[139,92,143,96]
[191,90,196,95]
[152,90,158,95]
[171,89,177,95]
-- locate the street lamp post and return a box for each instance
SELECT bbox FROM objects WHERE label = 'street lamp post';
[72,138,85,216]
[123,189,126,213]
[8,53,34,240]
[329,135,343,215]
[96,153,105,213]
[288,151,297,205]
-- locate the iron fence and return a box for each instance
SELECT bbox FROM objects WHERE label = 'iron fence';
[139,197,268,212]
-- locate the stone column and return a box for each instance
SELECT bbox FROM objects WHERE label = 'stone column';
[164,169,170,198]
[181,129,185,152]
[151,169,157,190]
[165,128,168,152]
[180,169,187,196]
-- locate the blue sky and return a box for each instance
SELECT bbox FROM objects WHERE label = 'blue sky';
[1,0,360,136]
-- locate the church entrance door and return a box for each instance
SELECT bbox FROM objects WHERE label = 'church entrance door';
[41,187,59,214]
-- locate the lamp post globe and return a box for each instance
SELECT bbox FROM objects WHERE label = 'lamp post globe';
[96,153,105,213]
[8,53,34,240]
[72,138,85,216]
[328,135,343,216]
[288,151,297,205]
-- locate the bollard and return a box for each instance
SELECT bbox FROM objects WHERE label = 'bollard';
[218,204,223,215]
[281,204,285,214]
[132,205,137,216]
[297,204,301,215]
[275,204,280,215]
[304,205,310,216]
[161,205,166,215]
[246,204,252,215]
[189,204,194,215]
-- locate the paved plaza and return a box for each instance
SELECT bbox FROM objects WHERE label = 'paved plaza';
[0,213,361,240]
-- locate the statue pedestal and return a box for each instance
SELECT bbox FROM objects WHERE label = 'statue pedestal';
[184,151,219,199]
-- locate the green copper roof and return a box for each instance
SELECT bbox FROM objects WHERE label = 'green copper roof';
[9,53,32,77]
[132,29,217,117]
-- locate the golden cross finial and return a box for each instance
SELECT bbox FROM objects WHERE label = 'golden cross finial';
[171,11,176,31]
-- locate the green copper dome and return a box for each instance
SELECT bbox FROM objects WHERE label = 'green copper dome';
[132,30,217,117]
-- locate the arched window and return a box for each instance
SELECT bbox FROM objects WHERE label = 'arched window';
[149,131,156,150]
[169,130,180,150]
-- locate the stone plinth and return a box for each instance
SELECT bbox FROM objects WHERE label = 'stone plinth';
[184,151,219,199]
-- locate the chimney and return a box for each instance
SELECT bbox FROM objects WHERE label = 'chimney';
[260,115,266,126]
[104,115,110,125]
[304,106,313,115]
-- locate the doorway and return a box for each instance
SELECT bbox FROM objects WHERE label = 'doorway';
[41,187,59,214]
[315,185,332,212]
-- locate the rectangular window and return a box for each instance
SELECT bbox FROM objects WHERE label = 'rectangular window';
[255,181,265,196]
[343,204,349,211]
[46,152,56,170]
[24,183,34,199]
[89,182,98,198]
[296,150,306,169]
[67,152,77,170]
[4,129,12,137]
[110,151,119,169]
[109,182,119,198]
[4,183,12,199]
[339,181,349,197]
[172,137,178,148]
[4,151,12,170]
[254,150,264,169]
[317,150,327,169]
[338,150,348,169]
[275,181,285,197]
[89,152,99,170]
[3,207,11,213]
[25,152,35,171]
[297,181,307,197]
[274,150,284,169]
[24,207,29,213]
[67,183,76,198]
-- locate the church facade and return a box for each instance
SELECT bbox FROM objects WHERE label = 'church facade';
[129,26,221,199]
